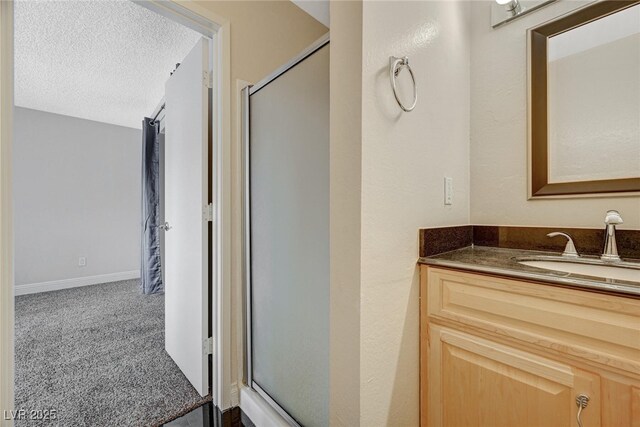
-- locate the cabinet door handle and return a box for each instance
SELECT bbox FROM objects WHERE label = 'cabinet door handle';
[576,394,590,427]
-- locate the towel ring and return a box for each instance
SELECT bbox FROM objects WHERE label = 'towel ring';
[389,56,417,112]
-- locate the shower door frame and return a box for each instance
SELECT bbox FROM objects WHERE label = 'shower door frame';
[242,33,330,427]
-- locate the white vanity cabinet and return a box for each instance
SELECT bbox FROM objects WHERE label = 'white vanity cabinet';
[420,266,640,427]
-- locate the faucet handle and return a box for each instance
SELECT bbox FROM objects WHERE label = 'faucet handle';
[602,210,622,262]
[547,232,579,257]
[604,210,623,225]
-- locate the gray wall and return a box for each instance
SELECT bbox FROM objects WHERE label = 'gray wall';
[13,107,141,286]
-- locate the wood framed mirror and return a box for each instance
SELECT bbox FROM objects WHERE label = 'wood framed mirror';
[529,0,640,197]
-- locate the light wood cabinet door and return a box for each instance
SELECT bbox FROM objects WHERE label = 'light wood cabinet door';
[601,377,640,427]
[427,325,601,427]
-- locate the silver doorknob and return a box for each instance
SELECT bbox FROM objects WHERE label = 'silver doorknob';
[157,222,171,231]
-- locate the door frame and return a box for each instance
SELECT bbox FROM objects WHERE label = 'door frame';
[0,0,234,421]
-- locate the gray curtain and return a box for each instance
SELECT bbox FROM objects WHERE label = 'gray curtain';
[141,117,164,294]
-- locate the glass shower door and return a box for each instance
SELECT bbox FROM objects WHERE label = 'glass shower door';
[243,38,329,426]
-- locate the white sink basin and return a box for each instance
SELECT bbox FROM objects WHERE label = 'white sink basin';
[519,260,640,283]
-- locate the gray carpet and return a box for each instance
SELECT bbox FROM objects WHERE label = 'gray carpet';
[15,279,211,427]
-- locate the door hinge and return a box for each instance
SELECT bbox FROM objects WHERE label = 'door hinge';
[203,70,213,89]
[204,203,214,221]
[203,337,214,356]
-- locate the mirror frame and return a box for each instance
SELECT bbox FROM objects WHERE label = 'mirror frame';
[528,0,640,197]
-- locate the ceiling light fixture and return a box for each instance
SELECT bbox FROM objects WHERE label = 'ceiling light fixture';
[492,0,557,28]
[496,0,523,16]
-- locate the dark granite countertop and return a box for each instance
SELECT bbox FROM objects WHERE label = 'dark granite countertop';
[419,246,640,297]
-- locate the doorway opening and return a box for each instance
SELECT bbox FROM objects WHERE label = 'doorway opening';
[5,1,226,425]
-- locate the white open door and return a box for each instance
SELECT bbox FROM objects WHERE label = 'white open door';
[164,37,210,397]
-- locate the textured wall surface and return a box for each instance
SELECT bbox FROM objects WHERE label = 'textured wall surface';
[470,0,640,228]
[359,1,471,425]
[13,107,141,286]
[328,2,471,424]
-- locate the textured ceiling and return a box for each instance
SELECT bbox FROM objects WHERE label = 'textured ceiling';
[15,0,202,129]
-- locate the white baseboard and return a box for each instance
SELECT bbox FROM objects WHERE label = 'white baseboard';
[15,270,140,296]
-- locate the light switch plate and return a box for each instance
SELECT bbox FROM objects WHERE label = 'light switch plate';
[444,177,453,205]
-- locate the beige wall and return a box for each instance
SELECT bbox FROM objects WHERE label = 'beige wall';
[331,1,471,425]
[360,2,470,424]
[470,0,640,229]
[191,0,327,406]
[329,2,362,425]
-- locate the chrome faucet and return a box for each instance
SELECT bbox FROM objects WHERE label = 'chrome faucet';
[601,210,623,262]
[547,232,579,257]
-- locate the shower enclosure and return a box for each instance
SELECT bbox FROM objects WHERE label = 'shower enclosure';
[242,35,329,426]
